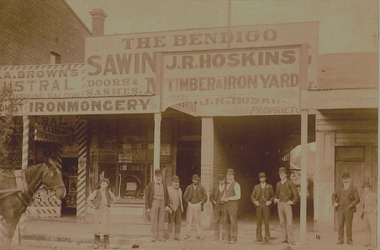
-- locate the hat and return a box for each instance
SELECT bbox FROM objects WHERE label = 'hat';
[171,175,180,182]
[259,172,266,178]
[154,169,162,176]
[226,169,235,175]
[278,167,287,174]
[362,181,372,188]
[341,172,350,179]
[192,174,200,181]
[217,175,225,181]
[99,178,110,185]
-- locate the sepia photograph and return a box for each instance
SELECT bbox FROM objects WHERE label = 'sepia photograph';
[0,0,378,249]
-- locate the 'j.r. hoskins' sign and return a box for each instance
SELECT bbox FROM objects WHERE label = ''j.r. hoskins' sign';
[160,45,308,116]
[0,22,317,116]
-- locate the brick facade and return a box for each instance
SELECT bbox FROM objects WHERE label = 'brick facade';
[0,0,91,66]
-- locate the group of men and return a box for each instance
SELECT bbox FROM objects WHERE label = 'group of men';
[145,167,377,248]
[145,168,240,244]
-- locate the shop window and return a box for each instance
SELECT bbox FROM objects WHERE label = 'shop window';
[90,119,155,201]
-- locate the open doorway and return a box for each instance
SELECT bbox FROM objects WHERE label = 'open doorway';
[213,115,315,218]
[61,157,78,216]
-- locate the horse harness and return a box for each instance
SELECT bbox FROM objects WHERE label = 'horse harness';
[0,163,65,206]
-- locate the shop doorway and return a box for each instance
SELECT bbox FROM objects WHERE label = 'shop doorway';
[61,157,78,216]
[213,115,315,217]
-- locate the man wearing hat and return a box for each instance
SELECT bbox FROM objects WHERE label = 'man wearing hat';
[221,168,241,244]
[331,172,360,245]
[145,169,170,242]
[274,167,299,245]
[360,181,377,247]
[166,175,184,241]
[210,175,226,241]
[183,174,207,240]
[251,172,274,243]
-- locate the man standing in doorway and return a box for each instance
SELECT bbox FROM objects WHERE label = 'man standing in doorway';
[166,175,184,241]
[332,172,360,245]
[221,168,241,244]
[251,172,274,243]
[210,175,226,241]
[360,181,377,248]
[183,174,207,240]
[145,169,170,242]
[274,167,299,245]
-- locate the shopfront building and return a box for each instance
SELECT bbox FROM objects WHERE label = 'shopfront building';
[1,19,377,244]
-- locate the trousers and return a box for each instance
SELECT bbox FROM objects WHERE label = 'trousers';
[363,211,377,246]
[223,201,238,242]
[256,203,270,240]
[277,202,294,242]
[185,202,202,236]
[167,207,182,239]
[337,205,353,243]
[151,199,165,240]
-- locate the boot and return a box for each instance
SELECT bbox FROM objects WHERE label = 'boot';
[94,234,100,249]
[104,235,110,248]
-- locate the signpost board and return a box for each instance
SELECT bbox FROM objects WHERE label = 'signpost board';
[160,45,308,116]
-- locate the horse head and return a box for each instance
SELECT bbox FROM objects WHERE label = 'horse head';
[41,158,66,199]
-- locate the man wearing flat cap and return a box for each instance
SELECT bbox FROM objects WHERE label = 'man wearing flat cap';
[221,168,241,244]
[183,174,207,240]
[166,175,184,241]
[274,167,299,245]
[145,169,170,242]
[332,172,360,245]
[360,181,377,247]
[251,172,274,243]
[210,175,226,241]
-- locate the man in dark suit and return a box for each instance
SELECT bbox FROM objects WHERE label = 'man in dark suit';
[251,172,274,243]
[332,172,360,245]
[210,175,226,241]
[145,169,170,242]
[274,167,299,245]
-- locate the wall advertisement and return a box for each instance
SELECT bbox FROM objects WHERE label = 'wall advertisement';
[0,22,317,116]
[160,45,308,116]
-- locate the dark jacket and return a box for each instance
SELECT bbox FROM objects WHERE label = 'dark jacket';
[183,183,207,205]
[274,179,299,204]
[251,183,274,204]
[210,183,225,206]
[332,185,360,212]
[145,181,170,209]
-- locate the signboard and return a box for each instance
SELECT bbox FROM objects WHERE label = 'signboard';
[34,116,75,145]
[170,102,197,116]
[0,22,317,116]
[85,22,318,108]
[161,45,308,116]
[0,64,84,99]
[23,96,159,115]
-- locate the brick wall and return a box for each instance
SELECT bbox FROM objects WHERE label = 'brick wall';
[213,122,234,187]
[0,0,91,66]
